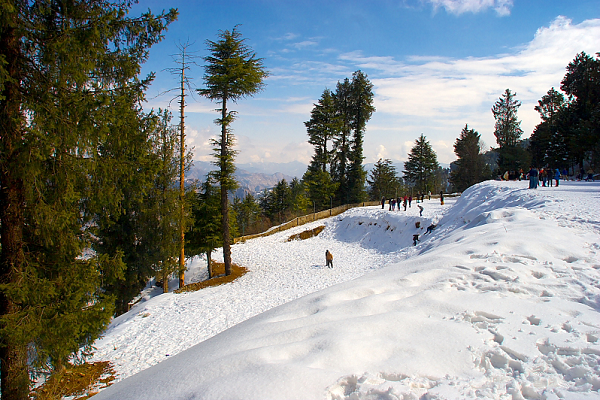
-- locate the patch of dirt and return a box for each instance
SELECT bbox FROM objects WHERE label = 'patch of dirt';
[33,361,115,400]
[175,262,248,293]
[287,225,325,241]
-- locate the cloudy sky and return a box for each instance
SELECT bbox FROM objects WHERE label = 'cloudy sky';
[133,0,600,167]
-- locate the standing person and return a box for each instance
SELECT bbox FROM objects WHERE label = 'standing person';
[541,168,547,187]
[403,196,407,211]
[428,191,431,200]
[381,196,386,209]
[418,205,423,217]
[397,197,401,211]
[413,234,420,246]
[528,167,539,189]
[325,250,333,268]
[408,195,412,208]
[554,168,560,187]
[391,198,396,211]
[440,191,444,205]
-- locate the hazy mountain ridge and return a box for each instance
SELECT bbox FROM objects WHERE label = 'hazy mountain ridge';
[186,160,304,196]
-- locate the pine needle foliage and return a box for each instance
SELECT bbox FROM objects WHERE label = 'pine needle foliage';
[403,134,440,194]
[0,2,177,398]
[198,26,268,276]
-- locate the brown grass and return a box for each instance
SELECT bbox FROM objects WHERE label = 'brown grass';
[175,261,248,293]
[287,225,325,241]
[32,361,115,400]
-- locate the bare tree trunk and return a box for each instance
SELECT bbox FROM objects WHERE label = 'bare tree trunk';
[178,55,186,289]
[206,250,212,279]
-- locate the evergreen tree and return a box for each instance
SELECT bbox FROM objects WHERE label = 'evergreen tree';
[302,166,339,212]
[450,124,492,192]
[233,193,261,236]
[560,52,600,170]
[95,108,182,307]
[403,134,440,194]
[529,88,568,168]
[492,89,528,174]
[331,78,353,204]
[0,2,176,397]
[187,179,223,279]
[367,159,401,201]
[305,89,340,173]
[346,70,375,204]
[198,27,268,276]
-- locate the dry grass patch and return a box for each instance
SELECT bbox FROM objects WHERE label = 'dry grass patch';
[287,225,325,241]
[175,262,248,293]
[33,361,115,400]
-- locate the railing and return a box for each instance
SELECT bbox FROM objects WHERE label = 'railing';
[233,201,380,243]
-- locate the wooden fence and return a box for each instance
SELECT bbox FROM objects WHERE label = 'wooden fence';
[233,201,380,243]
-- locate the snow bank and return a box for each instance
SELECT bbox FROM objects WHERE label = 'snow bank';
[91,181,600,400]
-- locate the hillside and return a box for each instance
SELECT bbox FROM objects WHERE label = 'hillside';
[91,181,600,400]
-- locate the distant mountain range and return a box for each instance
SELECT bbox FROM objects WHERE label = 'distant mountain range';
[187,160,307,197]
[187,159,451,197]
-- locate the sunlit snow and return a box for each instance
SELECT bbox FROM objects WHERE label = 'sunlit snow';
[90,180,600,400]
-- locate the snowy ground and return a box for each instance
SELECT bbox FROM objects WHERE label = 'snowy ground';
[91,180,600,400]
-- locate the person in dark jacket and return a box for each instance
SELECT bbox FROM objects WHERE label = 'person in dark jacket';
[528,167,539,189]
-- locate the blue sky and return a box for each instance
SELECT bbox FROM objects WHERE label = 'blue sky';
[132,0,600,167]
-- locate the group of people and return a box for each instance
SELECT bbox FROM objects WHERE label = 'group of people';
[527,167,561,189]
[381,191,443,212]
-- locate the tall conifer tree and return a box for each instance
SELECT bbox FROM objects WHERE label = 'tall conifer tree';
[198,27,268,276]
[346,70,375,203]
[403,134,440,194]
[450,124,491,192]
[0,2,176,397]
[492,89,528,174]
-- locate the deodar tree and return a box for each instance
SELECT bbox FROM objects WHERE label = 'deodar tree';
[198,27,268,276]
[450,124,492,192]
[0,1,176,398]
[403,134,440,194]
[492,88,528,174]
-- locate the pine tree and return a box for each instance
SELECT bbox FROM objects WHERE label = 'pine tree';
[560,52,600,170]
[198,27,268,276]
[0,2,176,397]
[302,166,339,212]
[187,179,223,279]
[403,134,440,194]
[529,88,567,168]
[331,78,353,204]
[450,124,491,192]
[305,89,340,173]
[492,89,528,174]
[233,193,262,236]
[346,70,375,204]
[367,159,401,201]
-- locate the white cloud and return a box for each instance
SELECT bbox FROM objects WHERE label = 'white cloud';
[352,17,600,163]
[425,0,513,16]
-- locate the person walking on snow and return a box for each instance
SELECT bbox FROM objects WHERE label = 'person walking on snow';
[381,197,385,209]
[418,205,423,217]
[325,250,333,268]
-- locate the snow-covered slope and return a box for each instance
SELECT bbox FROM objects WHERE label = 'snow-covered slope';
[91,181,600,400]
